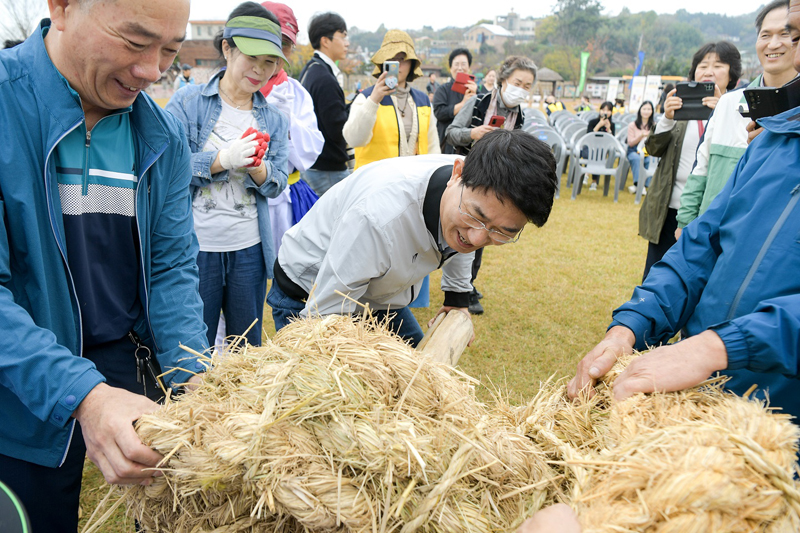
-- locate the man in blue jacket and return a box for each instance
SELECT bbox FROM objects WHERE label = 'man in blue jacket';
[568,14,800,425]
[0,0,207,530]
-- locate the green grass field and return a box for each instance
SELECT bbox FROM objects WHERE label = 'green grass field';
[78,175,649,531]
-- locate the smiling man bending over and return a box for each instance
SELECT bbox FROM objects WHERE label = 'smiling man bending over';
[268,129,557,346]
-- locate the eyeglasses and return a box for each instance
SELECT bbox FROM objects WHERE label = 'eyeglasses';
[458,184,523,244]
[282,40,296,52]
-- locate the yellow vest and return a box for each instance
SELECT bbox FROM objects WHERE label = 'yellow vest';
[354,87,431,169]
[547,101,565,114]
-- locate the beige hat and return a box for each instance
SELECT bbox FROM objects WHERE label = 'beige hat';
[370,30,423,81]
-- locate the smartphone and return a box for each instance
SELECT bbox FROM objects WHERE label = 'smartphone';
[673,81,715,121]
[452,72,476,94]
[383,61,399,90]
[488,115,505,127]
[740,76,800,120]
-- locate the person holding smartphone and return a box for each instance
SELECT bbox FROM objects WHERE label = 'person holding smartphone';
[675,1,795,237]
[638,41,740,279]
[583,101,617,190]
[444,55,538,314]
[343,30,440,169]
[433,48,478,153]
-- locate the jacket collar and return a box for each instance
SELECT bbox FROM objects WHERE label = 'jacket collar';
[201,69,270,110]
[26,20,85,144]
[423,165,454,251]
[759,104,800,136]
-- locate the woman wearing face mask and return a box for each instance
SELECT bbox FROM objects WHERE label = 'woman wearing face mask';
[638,41,740,281]
[445,55,536,156]
[166,2,289,347]
[445,55,537,315]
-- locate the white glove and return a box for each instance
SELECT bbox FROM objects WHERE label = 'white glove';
[218,133,258,170]
[269,90,294,119]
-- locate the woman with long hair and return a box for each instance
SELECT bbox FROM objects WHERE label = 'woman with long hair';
[626,100,656,193]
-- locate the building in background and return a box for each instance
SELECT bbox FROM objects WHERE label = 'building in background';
[463,24,514,53]
[494,10,537,41]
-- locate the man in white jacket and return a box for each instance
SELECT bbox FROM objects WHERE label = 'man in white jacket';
[267,130,557,346]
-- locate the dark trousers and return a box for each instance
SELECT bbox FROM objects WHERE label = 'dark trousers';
[197,243,267,347]
[267,280,425,346]
[0,336,158,533]
[643,207,679,282]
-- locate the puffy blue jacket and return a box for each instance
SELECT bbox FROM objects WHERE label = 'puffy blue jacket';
[611,105,800,423]
[165,70,289,278]
[0,21,208,467]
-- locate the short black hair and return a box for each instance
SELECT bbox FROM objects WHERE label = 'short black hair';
[308,12,347,50]
[599,101,613,111]
[3,39,23,49]
[461,130,556,227]
[756,0,789,32]
[449,48,472,67]
[688,41,742,91]
[214,2,280,57]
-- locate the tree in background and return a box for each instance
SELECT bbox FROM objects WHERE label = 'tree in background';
[1,0,45,43]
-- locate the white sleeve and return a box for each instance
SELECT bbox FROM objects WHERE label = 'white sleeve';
[655,115,676,135]
[269,80,325,173]
[441,252,474,294]
[303,205,392,317]
[428,111,441,154]
[342,93,379,148]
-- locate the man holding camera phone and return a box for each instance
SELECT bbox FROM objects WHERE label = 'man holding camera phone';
[433,48,477,154]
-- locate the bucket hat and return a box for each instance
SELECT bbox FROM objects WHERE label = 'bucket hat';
[370,30,423,80]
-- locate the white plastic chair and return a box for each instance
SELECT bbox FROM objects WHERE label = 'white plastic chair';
[529,129,567,199]
[570,132,627,201]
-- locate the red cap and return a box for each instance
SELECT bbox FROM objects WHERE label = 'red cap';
[261,2,298,46]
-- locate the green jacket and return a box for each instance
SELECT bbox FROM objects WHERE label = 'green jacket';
[638,121,688,244]
[675,83,755,228]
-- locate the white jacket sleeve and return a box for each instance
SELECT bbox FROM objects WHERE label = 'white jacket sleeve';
[428,112,441,154]
[343,93,380,148]
[302,204,392,317]
[267,79,324,173]
[441,251,474,295]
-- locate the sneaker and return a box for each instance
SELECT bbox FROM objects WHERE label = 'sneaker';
[475,288,484,300]
[589,182,597,191]
[642,188,647,196]
[468,290,484,315]
[628,185,637,194]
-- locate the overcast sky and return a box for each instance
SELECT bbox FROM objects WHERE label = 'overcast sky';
[189,0,759,43]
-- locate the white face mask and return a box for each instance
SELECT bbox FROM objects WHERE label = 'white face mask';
[501,84,529,107]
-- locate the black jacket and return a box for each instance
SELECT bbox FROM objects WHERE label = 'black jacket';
[300,54,349,171]
[432,80,465,154]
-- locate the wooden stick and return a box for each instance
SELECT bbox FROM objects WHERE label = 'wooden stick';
[419,310,473,366]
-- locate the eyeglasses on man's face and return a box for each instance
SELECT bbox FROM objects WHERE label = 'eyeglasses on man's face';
[457,184,523,244]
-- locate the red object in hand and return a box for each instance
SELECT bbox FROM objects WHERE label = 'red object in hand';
[241,129,270,168]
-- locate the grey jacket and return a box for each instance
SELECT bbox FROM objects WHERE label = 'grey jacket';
[278,155,474,316]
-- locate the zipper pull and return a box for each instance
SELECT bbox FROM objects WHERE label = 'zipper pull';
[85,129,92,147]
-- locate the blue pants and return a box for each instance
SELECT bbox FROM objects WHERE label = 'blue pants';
[267,280,425,346]
[0,335,156,532]
[301,168,351,196]
[197,243,267,347]
[627,150,651,186]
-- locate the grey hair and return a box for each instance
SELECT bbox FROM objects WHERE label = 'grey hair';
[497,55,538,86]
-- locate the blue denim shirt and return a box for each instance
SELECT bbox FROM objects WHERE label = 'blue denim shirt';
[166,70,289,277]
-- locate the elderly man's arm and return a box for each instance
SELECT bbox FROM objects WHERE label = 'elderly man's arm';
[569,148,748,399]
